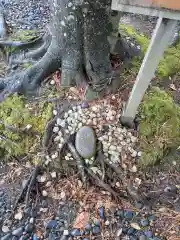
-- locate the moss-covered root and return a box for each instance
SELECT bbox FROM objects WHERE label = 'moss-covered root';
[138,87,180,167]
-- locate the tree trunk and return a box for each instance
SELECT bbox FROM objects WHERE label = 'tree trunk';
[0,0,130,101]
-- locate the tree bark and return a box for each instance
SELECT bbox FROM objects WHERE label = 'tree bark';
[0,0,130,100]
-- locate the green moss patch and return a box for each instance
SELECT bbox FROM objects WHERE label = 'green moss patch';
[138,87,180,167]
[0,94,52,158]
[120,24,180,78]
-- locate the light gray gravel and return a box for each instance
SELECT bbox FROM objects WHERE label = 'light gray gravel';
[1,0,50,31]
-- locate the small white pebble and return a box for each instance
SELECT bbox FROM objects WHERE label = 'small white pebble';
[15,212,23,220]
[59,120,66,128]
[68,109,73,115]
[65,156,70,161]
[92,106,98,112]
[53,109,58,116]
[105,220,110,226]
[54,136,61,142]
[121,141,126,146]
[64,112,69,118]
[58,143,63,149]
[53,126,59,133]
[78,122,83,128]
[46,181,52,187]
[50,79,55,85]
[131,151,137,158]
[137,151,142,157]
[60,191,66,200]
[37,175,46,183]
[29,218,34,224]
[40,208,48,213]
[2,225,10,233]
[60,137,64,143]
[51,172,57,178]
[65,129,69,134]
[42,190,48,197]
[116,182,121,188]
[109,145,116,151]
[67,153,72,157]
[130,165,137,173]
[63,229,69,236]
[131,136,137,143]
[56,118,62,125]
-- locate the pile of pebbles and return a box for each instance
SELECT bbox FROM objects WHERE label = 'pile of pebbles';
[47,100,141,173]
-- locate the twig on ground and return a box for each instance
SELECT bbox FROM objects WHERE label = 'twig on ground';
[25,165,40,207]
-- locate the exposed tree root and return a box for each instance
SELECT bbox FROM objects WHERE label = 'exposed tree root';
[7,165,40,220]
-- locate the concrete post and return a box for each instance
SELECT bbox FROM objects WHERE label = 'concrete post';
[121,17,178,126]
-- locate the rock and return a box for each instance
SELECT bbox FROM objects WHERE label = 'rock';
[81,102,89,109]
[124,210,134,220]
[2,225,10,233]
[127,227,135,235]
[63,229,69,236]
[25,223,34,233]
[42,190,48,197]
[139,235,147,240]
[30,209,38,218]
[0,191,4,197]
[140,219,149,227]
[85,223,92,231]
[12,227,24,236]
[29,217,34,224]
[42,200,48,208]
[98,206,105,220]
[116,228,123,237]
[92,226,100,235]
[71,229,81,236]
[14,211,23,220]
[75,126,96,158]
[1,234,12,240]
[46,220,58,229]
[116,210,124,218]
[105,220,110,226]
[53,126,59,133]
[51,172,57,178]
[144,231,153,238]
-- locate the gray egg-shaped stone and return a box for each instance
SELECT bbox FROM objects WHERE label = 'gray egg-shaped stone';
[75,126,96,158]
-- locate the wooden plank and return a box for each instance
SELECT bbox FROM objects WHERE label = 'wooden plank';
[117,0,180,10]
[121,18,178,126]
[112,0,180,20]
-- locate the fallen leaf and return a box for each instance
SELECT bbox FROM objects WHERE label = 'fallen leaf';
[73,211,90,229]
[130,222,141,230]
[169,83,177,91]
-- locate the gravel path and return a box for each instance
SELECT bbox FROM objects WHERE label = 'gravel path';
[1,0,50,30]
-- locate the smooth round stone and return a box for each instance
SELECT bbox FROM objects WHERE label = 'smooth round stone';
[75,126,96,158]
[71,229,81,236]
[127,228,135,235]
[1,234,12,240]
[46,220,58,229]
[25,223,34,233]
[140,219,149,227]
[116,210,124,218]
[98,207,105,220]
[42,200,48,208]
[124,211,134,220]
[85,223,92,230]
[81,102,89,109]
[139,235,147,240]
[144,231,153,238]
[12,227,24,236]
[92,226,100,235]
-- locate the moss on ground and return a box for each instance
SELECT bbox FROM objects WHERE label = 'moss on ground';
[0,94,52,158]
[120,24,180,78]
[5,29,39,54]
[138,87,180,167]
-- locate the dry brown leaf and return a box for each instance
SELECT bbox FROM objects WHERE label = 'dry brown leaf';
[73,211,90,229]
